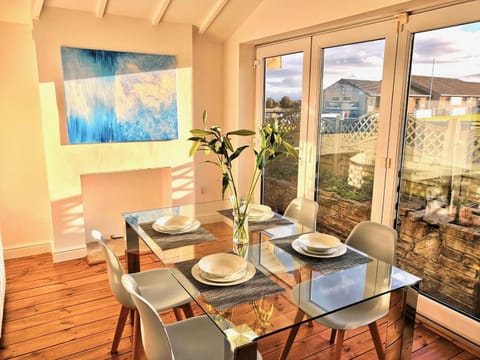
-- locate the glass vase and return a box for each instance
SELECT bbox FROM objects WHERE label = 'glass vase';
[232,211,249,258]
[230,195,250,259]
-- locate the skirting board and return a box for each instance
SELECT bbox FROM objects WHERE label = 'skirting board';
[3,242,87,263]
[52,246,87,263]
[409,288,480,351]
[3,242,52,260]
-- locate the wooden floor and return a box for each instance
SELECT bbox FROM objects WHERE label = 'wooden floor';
[1,252,479,360]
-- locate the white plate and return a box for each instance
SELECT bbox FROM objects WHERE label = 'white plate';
[300,245,339,255]
[249,211,275,222]
[292,239,347,258]
[199,268,247,283]
[247,204,272,218]
[152,219,200,234]
[154,215,194,231]
[191,262,256,286]
[198,253,247,278]
[298,233,340,252]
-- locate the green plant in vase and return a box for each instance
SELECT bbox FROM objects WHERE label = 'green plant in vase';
[188,110,298,257]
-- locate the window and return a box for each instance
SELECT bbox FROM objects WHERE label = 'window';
[256,1,480,342]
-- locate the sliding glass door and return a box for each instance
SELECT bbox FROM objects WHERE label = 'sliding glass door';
[396,21,480,321]
[255,1,480,338]
[255,38,311,213]
[313,39,386,238]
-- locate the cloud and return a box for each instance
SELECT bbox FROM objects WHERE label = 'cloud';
[411,24,480,80]
[262,23,479,101]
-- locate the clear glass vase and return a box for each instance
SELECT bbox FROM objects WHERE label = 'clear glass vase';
[232,211,249,258]
[231,195,249,259]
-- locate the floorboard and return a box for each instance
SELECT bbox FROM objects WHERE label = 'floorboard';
[1,252,478,360]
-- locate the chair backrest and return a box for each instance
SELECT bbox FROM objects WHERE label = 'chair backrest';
[284,197,319,231]
[91,230,135,309]
[345,221,397,265]
[122,274,175,360]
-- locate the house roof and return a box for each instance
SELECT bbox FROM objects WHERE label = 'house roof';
[333,76,480,98]
[410,75,480,97]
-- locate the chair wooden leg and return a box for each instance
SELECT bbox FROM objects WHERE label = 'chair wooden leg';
[333,330,345,360]
[329,329,337,344]
[111,306,129,354]
[279,310,305,360]
[368,322,385,360]
[181,303,194,318]
[132,310,142,360]
[173,307,184,321]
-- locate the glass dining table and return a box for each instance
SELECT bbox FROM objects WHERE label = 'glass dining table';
[123,200,421,360]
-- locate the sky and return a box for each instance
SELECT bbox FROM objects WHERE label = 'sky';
[265,22,480,101]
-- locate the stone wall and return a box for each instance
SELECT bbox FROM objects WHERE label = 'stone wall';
[397,207,480,317]
[316,189,371,239]
[263,178,298,214]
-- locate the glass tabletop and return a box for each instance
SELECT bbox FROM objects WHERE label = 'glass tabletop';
[122,200,421,350]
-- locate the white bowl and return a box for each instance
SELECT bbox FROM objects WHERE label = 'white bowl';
[154,215,194,231]
[247,204,272,219]
[299,233,340,252]
[198,253,248,278]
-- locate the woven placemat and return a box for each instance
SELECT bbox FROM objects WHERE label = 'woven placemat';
[175,258,285,311]
[271,235,372,275]
[217,209,293,231]
[139,222,216,250]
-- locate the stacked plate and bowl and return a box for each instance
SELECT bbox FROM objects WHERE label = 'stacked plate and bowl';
[292,232,347,258]
[247,204,275,222]
[152,215,200,234]
[191,253,256,286]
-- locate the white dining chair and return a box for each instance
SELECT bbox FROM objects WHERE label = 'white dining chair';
[280,221,397,360]
[121,274,263,360]
[91,230,199,357]
[284,197,319,231]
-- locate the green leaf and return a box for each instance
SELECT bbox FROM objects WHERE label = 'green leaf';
[190,129,212,136]
[222,173,229,198]
[230,145,249,161]
[223,137,234,152]
[187,136,205,142]
[210,126,221,136]
[227,129,256,136]
[202,110,207,126]
[188,141,200,157]
[282,142,299,159]
[256,153,265,169]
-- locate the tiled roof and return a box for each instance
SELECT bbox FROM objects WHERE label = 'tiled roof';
[338,79,381,96]
[410,75,480,97]
[333,76,480,97]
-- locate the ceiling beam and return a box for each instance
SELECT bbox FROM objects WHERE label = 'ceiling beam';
[32,0,45,19]
[151,0,172,25]
[96,0,109,18]
[199,0,229,34]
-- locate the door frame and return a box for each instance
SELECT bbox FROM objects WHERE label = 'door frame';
[255,37,312,202]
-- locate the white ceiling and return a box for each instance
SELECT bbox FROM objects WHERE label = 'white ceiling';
[40,0,264,41]
[1,0,264,41]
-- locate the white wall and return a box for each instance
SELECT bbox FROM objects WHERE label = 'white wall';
[1,6,225,261]
[33,8,196,261]
[0,20,53,258]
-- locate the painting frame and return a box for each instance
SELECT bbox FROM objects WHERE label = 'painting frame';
[60,46,178,144]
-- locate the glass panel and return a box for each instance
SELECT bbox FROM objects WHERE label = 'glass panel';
[316,40,385,238]
[262,53,303,213]
[397,22,480,320]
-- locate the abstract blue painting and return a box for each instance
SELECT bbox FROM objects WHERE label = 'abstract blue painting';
[60,47,178,144]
